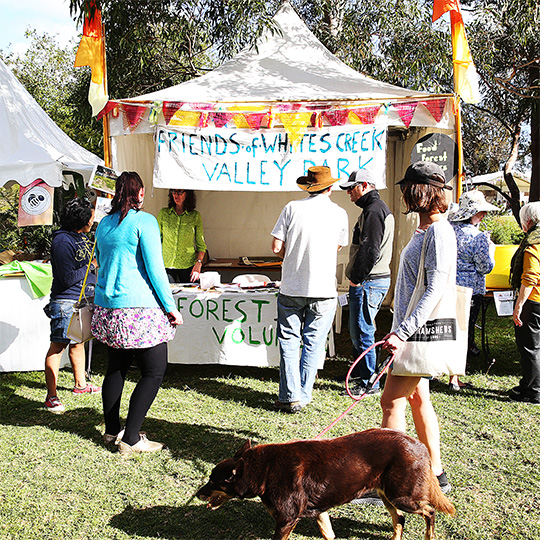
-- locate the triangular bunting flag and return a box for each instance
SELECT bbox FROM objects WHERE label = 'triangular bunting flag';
[212,112,233,128]
[121,103,146,132]
[163,102,183,124]
[348,105,382,125]
[393,102,419,128]
[245,113,266,130]
[232,114,250,129]
[97,100,118,121]
[419,99,447,123]
[279,112,312,149]
[169,111,201,127]
[324,110,349,126]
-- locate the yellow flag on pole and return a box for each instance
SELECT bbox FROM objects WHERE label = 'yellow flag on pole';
[74,4,109,116]
[433,0,480,104]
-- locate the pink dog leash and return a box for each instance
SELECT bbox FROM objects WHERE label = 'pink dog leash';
[314,341,395,439]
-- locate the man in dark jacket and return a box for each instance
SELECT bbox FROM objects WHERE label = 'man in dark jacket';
[340,170,394,396]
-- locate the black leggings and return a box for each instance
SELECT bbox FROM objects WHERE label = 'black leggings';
[102,342,168,446]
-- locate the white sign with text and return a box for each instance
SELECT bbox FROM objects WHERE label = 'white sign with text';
[154,125,388,191]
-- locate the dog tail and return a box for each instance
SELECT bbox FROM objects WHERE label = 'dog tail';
[430,474,456,516]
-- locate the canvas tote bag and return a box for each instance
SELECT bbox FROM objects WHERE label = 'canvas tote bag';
[67,243,95,343]
[391,235,473,377]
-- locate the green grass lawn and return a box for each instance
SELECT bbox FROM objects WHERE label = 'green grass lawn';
[1,304,540,540]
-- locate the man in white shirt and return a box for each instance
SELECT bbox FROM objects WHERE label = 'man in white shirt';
[271,166,349,413]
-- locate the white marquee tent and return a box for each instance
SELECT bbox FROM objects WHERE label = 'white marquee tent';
[0,58,102,189]
[102,1,457,278]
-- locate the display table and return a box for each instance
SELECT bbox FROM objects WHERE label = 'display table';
[169,288,280,366]
[0,276,51,372]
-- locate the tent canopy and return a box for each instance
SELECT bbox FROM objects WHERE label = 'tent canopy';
[0,58,103,188]
[132,2,432,104]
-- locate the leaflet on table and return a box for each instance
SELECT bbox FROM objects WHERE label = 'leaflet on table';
[493,290,513,317]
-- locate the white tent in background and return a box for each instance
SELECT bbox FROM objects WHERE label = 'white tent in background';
[0,58,103,188]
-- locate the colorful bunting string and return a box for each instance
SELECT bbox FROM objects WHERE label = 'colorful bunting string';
[111,98,449,132]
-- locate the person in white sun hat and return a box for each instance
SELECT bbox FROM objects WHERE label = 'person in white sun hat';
[448,189,498,390]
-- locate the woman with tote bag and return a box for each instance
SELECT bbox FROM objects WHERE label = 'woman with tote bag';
[379,162,461,495]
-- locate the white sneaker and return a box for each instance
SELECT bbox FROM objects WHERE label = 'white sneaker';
[117,434,164,456]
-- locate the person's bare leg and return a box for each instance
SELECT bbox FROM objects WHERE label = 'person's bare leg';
[45,342,67,399]
[69,342,87,389]
[408,378,443,475]
[380,372,421,432]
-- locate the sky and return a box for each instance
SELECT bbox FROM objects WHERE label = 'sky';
[0,0,79,55]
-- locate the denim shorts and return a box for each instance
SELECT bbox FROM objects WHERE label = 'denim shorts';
[44,299,77,344]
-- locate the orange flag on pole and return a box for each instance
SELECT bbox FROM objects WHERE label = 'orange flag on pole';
[433,0,480,104]
[74,4,108,116]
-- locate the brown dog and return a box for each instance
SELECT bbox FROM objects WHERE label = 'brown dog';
[196,428,455,540]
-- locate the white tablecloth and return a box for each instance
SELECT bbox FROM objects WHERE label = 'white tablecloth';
[0,277,51,372]
[169,289,280,366]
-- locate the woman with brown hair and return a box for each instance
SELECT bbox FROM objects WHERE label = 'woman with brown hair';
[157,189,207,283]
[380,162,456,493]
[92,171,182,456]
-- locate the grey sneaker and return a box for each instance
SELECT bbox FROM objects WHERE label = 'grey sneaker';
[117,434,164,456]
[437,471,452,494]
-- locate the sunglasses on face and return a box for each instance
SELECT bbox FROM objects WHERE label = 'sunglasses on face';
[171,190,186,194]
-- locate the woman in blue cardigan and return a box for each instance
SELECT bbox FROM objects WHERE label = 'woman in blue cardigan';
[92,171,182,456]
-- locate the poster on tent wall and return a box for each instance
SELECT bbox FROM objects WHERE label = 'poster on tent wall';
[154,124,388,191]
[18,179,54,227]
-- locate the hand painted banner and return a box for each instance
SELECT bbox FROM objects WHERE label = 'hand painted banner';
[154,125,388,191]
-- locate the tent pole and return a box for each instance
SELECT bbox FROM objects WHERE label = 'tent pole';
[454,94,463,200]
[101,20,112,168]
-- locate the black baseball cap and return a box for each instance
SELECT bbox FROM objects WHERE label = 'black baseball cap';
[396,162,452,190]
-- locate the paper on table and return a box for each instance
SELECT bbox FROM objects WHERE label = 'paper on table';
[493,290,514,316]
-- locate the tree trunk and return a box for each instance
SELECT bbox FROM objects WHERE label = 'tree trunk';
[503,126,523,224]
[530,62,540,202]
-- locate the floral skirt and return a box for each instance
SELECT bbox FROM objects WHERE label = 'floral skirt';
[91,306,176,349]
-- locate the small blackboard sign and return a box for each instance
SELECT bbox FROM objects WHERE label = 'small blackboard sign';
[410,133,458,183]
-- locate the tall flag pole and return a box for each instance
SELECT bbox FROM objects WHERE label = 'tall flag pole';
[74,2,111,166]
[433,0,480,197]
[433,0,480,104]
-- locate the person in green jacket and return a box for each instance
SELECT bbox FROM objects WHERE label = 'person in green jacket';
[157,189,207,284]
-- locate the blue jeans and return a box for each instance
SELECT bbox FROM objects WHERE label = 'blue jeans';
[277,294,337,406]
[348,277,391,387]
[44,299,77,344]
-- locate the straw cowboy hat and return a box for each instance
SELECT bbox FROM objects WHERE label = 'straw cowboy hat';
[448,189,499,222]
[297,166,340,192]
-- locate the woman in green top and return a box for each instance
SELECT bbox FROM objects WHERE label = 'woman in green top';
[157,189,207,283]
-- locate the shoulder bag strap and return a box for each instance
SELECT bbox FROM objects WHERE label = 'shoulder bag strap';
[77,242,96,304]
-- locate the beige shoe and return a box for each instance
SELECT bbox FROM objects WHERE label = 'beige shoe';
[117,434,164,456]
[103,429,146,445]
